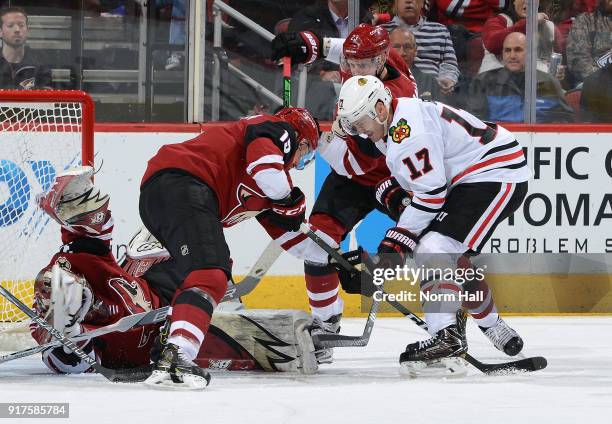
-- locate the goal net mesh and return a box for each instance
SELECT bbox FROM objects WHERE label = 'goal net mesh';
[0,91,93,350]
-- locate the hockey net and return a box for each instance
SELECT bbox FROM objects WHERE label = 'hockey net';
[0,90,94,350]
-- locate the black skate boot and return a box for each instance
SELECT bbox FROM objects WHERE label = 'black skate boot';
[480,317,524,356]
[310,314,342,364]
[145,343,211,390]
[399,310,468,377]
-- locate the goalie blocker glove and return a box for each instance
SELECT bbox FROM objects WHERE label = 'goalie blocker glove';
[271,31,323,65]
[375,177,412,221]
[267,187,306,231]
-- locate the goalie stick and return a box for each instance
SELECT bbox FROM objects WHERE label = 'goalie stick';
[300,224,547,374]
[0,283,149,382]
[0,241,283,366]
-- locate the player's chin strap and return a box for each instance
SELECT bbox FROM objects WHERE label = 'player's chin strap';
[298,223,548,375]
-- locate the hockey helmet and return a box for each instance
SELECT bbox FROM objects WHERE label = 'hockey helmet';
[336,75,392,137]
[274,107,320,170]
[341,24,390,77]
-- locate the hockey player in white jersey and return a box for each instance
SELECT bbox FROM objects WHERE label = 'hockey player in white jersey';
[334,75,530,375]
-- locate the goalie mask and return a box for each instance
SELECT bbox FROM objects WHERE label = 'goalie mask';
[34,264,94,327]
[336,75,392,140]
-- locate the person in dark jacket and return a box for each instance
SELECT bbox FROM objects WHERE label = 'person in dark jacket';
[468,32,574,122]
[0,6,52,90]
[580,61,612,122]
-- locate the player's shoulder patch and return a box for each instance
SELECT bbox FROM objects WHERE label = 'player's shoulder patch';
[388,118,411,143]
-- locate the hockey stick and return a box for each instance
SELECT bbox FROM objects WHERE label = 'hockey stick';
[222,240,283,302]
[300,224,547,374]
[0,284,153,382]
[300,223,382,348]
[283,57,291,107]
[0,306,170,365]
[0,241,282,365]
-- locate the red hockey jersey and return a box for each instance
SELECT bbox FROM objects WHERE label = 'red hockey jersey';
[142,115,300,227]
[30,247,163,371]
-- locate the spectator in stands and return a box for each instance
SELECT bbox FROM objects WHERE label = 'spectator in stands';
[580,60,612,122]
[382,0,459,95]
[480,0,564,78]
[566,0,612,83]
[425,0,507,34]
[0,7,51,90]
[468,32,574,122]
[540,0,597,55]
[423,0,508,78]
[389,27,445,100]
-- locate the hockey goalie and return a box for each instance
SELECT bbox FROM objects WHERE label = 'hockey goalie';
[30,166,317,381]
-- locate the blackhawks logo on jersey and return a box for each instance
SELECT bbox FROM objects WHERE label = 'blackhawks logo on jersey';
[389,118,411,143]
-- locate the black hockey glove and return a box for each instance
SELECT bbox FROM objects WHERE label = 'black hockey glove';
[271,31,323,65]
[268,187,306,232]
[376,226,418,270]
[329,247,378,297]
[375,177,412,221]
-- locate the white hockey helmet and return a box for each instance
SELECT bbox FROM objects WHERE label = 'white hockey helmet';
[336,75,392,136]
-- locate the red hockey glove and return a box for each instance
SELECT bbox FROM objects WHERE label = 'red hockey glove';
[268,187,306,231]
[271,31,323,65]
[374,177,413,221]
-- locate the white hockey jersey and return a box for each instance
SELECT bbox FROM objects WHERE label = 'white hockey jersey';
[385,98,530,235]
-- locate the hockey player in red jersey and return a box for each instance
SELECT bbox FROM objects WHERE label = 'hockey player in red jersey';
[32,166,162,374]
[32,165,318,378]
[138,107,320,388]
[270,24,418,363]
[335,75,529,376]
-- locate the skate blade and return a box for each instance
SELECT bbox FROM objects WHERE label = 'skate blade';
[144,370,209,391]
[399,357,468,379]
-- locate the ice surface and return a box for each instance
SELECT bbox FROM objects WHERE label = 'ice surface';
[1,317,611,424]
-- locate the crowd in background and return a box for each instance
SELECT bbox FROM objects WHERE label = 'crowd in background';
[0,0,609,123]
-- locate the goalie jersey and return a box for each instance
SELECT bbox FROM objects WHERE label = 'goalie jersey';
[385,98,530,235]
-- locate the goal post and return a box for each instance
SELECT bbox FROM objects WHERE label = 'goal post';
[0,90,94,348]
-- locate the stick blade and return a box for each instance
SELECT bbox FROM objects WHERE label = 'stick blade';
[465,354,548,375]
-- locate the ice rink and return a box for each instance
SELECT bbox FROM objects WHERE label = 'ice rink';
[1,316,611,424]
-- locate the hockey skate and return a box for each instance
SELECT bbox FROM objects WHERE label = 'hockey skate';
[38,166,110,234]
[145,343,211,390]
[399,310,468,378]
[480,317,524,356]
[310,314,341,364]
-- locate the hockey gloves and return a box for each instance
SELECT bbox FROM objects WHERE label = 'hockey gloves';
[268,187,306,231]
[376,227,418,269]
[271,31,323,65]
[375,177,412,221]
[329,247,379,297]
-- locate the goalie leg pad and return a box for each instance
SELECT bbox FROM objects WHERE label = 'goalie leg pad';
[200,309,318,374]
[38,166,111,234]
